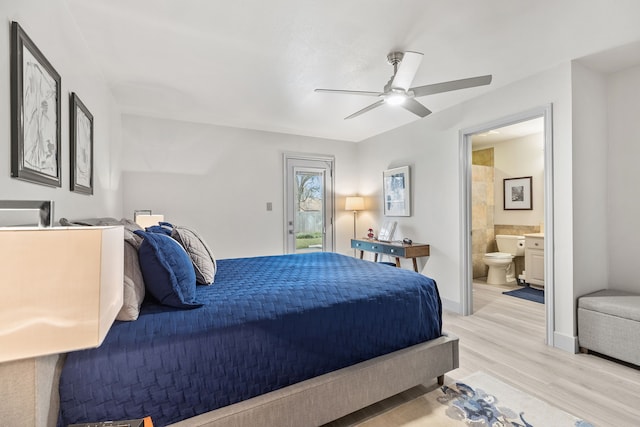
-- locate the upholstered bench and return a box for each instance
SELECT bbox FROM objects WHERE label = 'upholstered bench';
[578,289,640,366]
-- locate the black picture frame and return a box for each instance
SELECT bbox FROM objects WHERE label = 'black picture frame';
[70,93,94,195]
[503,176,533,210]
[10,21,62,187]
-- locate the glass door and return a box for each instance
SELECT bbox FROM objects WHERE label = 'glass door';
[284,155,334,254]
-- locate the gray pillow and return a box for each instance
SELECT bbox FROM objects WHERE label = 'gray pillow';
[116,240,146,321]
[119,217,143,231]
[171,226,216,285]
[120,218,143,249]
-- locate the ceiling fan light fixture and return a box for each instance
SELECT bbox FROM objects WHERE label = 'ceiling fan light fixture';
[314,51,492,119]
[385,92,406,106]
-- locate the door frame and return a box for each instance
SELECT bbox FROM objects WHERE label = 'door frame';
[283,153,335,254]
[459,104,555,346]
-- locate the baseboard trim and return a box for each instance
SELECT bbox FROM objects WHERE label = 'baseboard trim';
[553,331,578,353]
[441,298,461,314]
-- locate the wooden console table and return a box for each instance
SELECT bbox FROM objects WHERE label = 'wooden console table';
[351,238,430,273]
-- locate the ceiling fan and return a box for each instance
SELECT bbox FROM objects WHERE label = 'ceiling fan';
[315,51,492,120]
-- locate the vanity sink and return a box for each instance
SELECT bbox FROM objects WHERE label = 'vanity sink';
[524,234,544,288]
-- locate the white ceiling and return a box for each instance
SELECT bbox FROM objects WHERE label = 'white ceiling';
[472,117,544,146]
[64,0,640,142]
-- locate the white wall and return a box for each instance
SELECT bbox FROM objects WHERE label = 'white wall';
[0,0,123,222]
[357,63,577,347]
[571,62,610,307]
[121,115,359,259]
[483,133,545,227]
[607,64,640,292]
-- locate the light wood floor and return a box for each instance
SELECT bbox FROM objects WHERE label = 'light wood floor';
[327,282,640,426]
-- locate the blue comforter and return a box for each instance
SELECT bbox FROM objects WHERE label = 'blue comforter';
[58,252,442,426]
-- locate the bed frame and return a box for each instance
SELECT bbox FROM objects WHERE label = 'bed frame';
[170,333,458,427]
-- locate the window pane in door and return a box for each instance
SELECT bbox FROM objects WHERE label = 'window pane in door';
[295,170,323,253]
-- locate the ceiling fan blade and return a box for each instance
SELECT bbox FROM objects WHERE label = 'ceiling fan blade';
[401,98,432,118]
[345,99,385,120]
[315,88,382,96]
[391,51,423,91]
[411,75,492,97]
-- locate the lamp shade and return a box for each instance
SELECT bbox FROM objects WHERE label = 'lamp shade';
[135,214,165,228]
[0,226,124,363]
[345,196,365,211]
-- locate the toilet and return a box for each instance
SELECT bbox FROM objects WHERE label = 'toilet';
[483,235,525,285]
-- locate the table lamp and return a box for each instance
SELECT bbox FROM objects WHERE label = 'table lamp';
[134,210,165,228]
[0,200,124,426]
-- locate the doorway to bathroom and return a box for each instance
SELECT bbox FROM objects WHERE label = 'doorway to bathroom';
[472,118,544,293]
[460,105,554,345]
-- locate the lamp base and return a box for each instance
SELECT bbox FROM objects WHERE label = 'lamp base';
[352,210,358,256]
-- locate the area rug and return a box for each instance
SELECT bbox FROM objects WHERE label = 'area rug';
[502,286,544,304]
[360,372,592,426]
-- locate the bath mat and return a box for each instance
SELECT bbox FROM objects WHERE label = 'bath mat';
[503,286,544,304]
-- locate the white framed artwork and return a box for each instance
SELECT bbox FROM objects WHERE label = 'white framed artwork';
[383,166,410,216]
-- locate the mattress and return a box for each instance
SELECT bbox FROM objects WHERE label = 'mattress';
[58,252,442,427]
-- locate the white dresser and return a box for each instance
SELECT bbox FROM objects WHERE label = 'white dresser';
[524,233,544,288]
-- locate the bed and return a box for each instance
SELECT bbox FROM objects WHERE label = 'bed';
[56,251,458,427]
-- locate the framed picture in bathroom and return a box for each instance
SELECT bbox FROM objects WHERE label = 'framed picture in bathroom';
[504,176,532,210]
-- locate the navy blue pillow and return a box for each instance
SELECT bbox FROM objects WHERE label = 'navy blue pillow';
[145,221,173,236]
[134,230,202,309]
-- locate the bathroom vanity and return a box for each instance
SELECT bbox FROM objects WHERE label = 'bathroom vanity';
[524,233,544,288]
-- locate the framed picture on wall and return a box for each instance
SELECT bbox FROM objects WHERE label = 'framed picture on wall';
[504,176,532,210]
[70,93,94,195]
[383,166,411,216]
[10,21,62,187]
